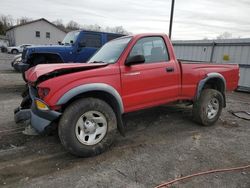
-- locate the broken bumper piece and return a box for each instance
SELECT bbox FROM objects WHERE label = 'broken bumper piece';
[14,86,61,133]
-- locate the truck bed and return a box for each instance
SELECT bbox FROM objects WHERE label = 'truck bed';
[179,60,239,99]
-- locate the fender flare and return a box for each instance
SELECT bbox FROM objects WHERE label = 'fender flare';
[196,72,226,106]
[56,83,124,113]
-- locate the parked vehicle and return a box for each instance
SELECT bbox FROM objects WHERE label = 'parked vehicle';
[14,33,239,157]
[0,45,8,53]
[14,30,124,73]
[7,44,31,54]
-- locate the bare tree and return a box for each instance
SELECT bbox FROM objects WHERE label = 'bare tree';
[16,17,32,25]
[0,15,14,35]
[0,14,130,35]
[112,26,129,34]
[217,32,233,39]
[52,19,66,31]
[66,20,81,31]
[83,24,101,32]
[66,21,129,35]
[104,26,130,35]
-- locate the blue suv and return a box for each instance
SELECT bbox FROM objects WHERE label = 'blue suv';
[15,30,124,73]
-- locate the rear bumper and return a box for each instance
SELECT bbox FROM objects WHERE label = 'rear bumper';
[14,86,61,133]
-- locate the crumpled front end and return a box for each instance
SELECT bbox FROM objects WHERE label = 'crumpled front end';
[14,86,61,134]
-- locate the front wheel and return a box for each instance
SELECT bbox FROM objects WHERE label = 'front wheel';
[193,89,223,126]
[58,98,117,157]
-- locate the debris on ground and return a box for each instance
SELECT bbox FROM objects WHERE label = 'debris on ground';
[229,110,250,121]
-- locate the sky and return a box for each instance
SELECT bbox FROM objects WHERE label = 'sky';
[1,0,250,40]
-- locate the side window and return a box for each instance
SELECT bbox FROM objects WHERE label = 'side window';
[128,37,169,63]
[81,34,102,48]
[46,32,50,39]
[107,34,120,42]
[35,31,40,38]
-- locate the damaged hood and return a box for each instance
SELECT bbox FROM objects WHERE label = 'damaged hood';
[25,63,108,83]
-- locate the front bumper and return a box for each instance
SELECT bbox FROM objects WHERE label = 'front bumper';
[12,60,30,73]
[14,86,61,133]
[11,59,22,71]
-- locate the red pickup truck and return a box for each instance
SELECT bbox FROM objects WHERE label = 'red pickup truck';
[14,33,239,157]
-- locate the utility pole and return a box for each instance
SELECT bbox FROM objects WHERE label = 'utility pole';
[169,0,175,40]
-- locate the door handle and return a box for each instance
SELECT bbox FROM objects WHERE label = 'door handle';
[166,67,174,72]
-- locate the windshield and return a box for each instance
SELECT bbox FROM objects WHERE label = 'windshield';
[62,31,80,45]
[88,37,132,64]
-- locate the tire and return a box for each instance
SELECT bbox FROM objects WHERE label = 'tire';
[12,49,18,54]
[193,89,223,126]
[58,98,118,157]
[22,72,27,82]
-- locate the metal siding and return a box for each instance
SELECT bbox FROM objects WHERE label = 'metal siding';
[239,67,250,88]
[240,46,250,64]
[235,46,242,64]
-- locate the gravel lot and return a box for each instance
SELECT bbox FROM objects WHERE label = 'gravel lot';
[0,52,249,188]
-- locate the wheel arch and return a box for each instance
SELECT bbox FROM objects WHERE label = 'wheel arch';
[56,83,125,136]
[196,72,226,107]
[11,48,18,53]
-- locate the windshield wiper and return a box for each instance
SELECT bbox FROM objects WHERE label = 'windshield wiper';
[89,61,106,64]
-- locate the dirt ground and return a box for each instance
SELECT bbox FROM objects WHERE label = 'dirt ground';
[0,52,249,188]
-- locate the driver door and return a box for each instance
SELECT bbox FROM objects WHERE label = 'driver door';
[120,36,180,112]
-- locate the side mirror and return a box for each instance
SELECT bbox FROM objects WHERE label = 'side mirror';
[78,41,86,48]
[125,55,145,66]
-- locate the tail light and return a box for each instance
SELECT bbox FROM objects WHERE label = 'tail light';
[38,87,50,99]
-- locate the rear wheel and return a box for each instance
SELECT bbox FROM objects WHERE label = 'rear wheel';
[193,89,223,126]
[12,49,18,54]
[58,98,117,157]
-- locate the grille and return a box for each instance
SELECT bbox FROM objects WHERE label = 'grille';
[22,49,27,59]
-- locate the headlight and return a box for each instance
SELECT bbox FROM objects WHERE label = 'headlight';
[35,99,49,111]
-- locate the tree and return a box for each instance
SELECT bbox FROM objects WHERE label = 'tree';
[104,26,130,35]
[112,26,129,35]
[0,15,13,35]
[216,32,233,39]
[16,17,32,25]
[52,19,66,32]
[0,14,130,35]
[66,20,81,31]
[83,24,101,32]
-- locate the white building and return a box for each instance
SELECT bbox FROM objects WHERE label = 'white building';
[6,18,66,46]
